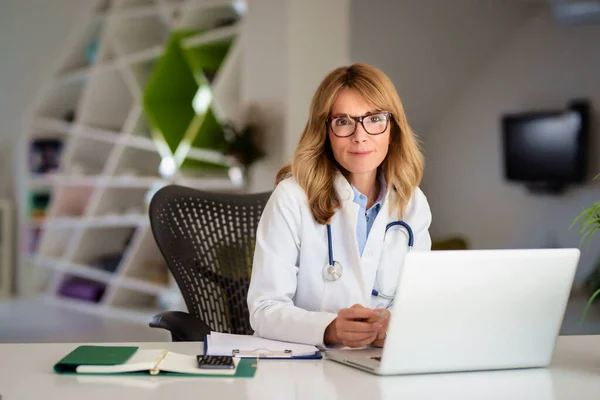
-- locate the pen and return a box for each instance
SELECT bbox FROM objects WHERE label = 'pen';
[359,312,387,324]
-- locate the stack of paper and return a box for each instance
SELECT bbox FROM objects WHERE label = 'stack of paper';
[205,332,321,358]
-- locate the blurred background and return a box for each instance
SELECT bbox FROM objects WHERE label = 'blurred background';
[0,0,599,342]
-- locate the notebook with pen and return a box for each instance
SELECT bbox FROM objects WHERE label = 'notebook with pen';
[53,345,256,377]
[204,332,323,359]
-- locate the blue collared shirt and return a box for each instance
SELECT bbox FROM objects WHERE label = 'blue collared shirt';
[351,178,386,256]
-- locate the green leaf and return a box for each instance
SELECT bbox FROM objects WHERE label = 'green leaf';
[580,288,600,326]
[575,172,600,324]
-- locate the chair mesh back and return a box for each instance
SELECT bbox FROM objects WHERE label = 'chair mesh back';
[149,185,271,335]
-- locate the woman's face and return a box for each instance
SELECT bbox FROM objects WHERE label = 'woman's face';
[328,88,391,179]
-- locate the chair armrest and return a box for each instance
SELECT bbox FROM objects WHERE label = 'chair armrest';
[149,311,213,342]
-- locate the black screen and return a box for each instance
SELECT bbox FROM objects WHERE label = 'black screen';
[502,111,586,183]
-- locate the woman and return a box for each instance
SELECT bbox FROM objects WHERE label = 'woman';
[247,63,432,348]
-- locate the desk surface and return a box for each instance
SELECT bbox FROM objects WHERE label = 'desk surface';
[1,335,599,399]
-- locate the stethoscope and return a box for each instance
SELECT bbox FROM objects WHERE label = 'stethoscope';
[323,221,414,300]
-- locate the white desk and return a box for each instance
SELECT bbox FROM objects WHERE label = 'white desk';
[1,335,599,399]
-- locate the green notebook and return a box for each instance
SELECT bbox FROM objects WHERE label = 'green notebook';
[54,346,256,378]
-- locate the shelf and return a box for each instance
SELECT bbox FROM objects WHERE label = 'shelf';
[90,186,150,217]
[181,21,239,49]
[126,135,158,151]
[113,0,157,10]
[175,175,242,191]
[31,175,99,187]
[38,257,114,283]
[211,33,241,123]
[29,174,164,188]
[44,215,148,229]
[65,135,116,176]
[181,26,235,86]
[19,0,247,308]
[68,226,138,269]
[77,68,134,131]
[119,277,169,295]
[127,106,154,139]
[56,16,105,76]
[105,176,166,188]
[127,57,158,93]
[35,76,86,123]
[119,227,169,285]
[28,176,57,188]
[55,274,108,304]
[35,227,75,259]
[177,1,243,30]
[46,184,94,218]
[96,36,119,65]
[48,294,161,325]
[112,13,169,56]
[177,107,231,171]
[30,118,73,136]
[119,44,165,67]
[112,145,162,179]
[76,124,121,144]
[24,225,44,255]
[47,294,107,314]
[55,65,94,86]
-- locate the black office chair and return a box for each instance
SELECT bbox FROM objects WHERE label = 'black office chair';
[148,184,271,341]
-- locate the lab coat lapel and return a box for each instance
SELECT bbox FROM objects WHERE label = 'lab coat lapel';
[366,197,389,253]
[334,173,360,258]
[334,173,368,302]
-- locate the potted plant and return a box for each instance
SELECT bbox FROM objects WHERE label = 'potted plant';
[571,173,600,324]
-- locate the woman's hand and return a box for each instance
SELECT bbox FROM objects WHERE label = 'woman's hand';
[324,304,386,348]
[370,308,390,347]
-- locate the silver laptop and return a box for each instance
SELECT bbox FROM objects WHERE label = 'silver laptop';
[326,248,580,375]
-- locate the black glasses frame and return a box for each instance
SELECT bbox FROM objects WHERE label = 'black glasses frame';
[326,111,392,138]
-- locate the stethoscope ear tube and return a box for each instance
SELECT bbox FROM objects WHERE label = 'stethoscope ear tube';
[323,220,414,289]
[385,221,414,247]
[326,224,334,267]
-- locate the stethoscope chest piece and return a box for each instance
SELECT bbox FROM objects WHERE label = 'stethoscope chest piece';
[323,261,343,281]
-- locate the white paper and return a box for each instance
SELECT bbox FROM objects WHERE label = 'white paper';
[206,332,319,357]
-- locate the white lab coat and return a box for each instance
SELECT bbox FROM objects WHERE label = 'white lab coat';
[247,173,432,346]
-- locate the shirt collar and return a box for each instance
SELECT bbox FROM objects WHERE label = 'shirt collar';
[336,173,386,210]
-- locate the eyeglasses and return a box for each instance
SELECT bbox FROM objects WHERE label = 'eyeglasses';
[327,111,392,138]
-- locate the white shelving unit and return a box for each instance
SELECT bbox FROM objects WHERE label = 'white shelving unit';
[0,199,12,298]
[18,0,247,323]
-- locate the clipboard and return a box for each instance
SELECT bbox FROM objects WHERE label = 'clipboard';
[203,335,323,360]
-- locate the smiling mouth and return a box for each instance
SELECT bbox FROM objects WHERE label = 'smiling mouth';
[350,151,372,156]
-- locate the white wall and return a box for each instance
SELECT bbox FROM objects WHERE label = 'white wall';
[0,0,92,199]
[243,0,350,192]
[351,0,539,135]
[286,0,349,162]
[351,0,600,283]
[422,8,600,283]
[241,0,289,193]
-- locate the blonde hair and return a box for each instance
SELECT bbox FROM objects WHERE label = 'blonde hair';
[276,63,424,225]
